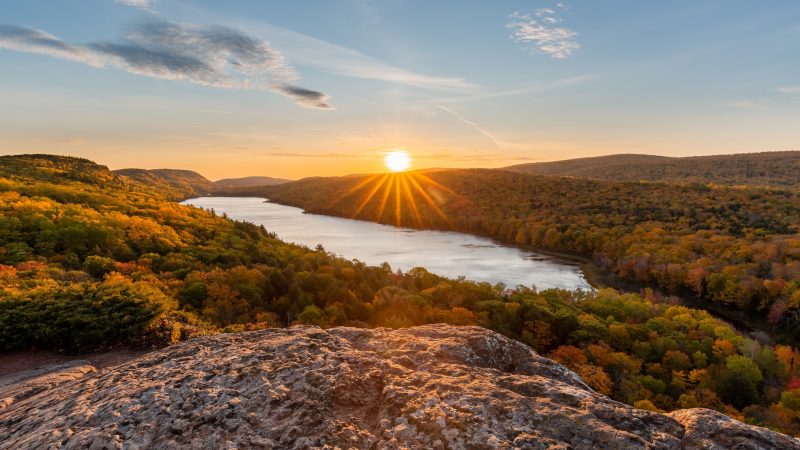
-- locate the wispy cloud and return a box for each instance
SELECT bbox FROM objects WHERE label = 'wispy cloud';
[419,151,543,163]
[263,29,476,90]
[777,85,800,95]
[437,74,596,104]
[201,16,475,91]
[434,105,512,151]
[0,20,333,109]
[0,25,102,65]
[260,151,360,158]
[116,0,156,10]
[507,4,580,59]
[722,100,766,110]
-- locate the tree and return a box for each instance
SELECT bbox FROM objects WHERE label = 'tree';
[634,399,661,412]
[780,389,800,416]
[577,365,613,395]
[715,355,763,409]
[550,345,587,368]
[296,305,324,325]
[178,282,208,310]
[82,255,115,278]
[663,350,692,372]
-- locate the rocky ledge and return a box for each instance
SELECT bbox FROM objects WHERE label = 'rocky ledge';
[1,325,798,449]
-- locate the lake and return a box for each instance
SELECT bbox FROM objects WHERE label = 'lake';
[183,197,592,290]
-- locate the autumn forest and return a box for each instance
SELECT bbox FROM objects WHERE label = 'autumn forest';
[3,153,800,434]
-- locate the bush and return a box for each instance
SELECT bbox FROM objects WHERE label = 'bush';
[0,278,167,353]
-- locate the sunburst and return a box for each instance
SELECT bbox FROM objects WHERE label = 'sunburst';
[327,170,459,228]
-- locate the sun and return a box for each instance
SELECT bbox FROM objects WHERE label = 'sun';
[384,150,411,172]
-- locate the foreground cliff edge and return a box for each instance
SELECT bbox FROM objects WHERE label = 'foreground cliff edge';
[1,325,798,449]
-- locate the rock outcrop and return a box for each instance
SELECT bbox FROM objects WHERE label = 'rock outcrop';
[0,360,96,411]
[1,325,798,449]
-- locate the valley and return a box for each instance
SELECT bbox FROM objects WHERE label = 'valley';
[262,166,800,345]
[3,154,800,435]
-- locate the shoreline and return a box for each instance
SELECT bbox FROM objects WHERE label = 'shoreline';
[186,195,775,342]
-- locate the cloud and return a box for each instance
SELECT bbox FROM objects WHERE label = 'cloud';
[211,17,475,91]
[151,2,474,91]
[419,151,543,163]
[271,33,476,90]
[435,74,596,104]
[722,100,766,110]
[777,85,800,95]
[116,0,155,10]
[0,20,333,109]
[507,5,580,59]
[260,151,360,158]
[275,85,333,109]
[0,25,101,65]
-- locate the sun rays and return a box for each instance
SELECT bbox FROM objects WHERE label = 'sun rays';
[328,171,456,228]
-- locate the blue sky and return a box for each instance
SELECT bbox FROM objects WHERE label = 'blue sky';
[1,0,799,178]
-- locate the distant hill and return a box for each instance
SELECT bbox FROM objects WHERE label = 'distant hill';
[214,176,291,187]
[505,151,800,187]
[506,154,669,176]
[1,154,120,188]
[114,170,292,199]
[114,168,214,199]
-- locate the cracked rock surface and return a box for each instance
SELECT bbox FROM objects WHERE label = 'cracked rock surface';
[1,324,798,449]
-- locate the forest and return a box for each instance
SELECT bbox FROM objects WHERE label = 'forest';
[113,168,290,200]
[3,154,800,434]
[265,168,800,343]
[505,151,800,188]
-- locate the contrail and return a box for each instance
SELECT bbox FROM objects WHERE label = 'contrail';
[434,104,511,151]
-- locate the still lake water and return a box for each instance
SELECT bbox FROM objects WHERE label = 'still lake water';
[183,197,591,291]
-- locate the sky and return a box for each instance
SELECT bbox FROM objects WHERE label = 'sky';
[0,0,799,179]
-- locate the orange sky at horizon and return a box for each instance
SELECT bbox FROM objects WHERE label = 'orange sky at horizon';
[3,140,798,181]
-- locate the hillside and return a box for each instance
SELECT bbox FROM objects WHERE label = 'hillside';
[5,155,800,432]
[214,175,291,187]
[211,176,293,197]
[114,169,293,199]
[2,155,519,352]
[114,168,215,199]
[3,325,798,449]
[506,151,800,187]
[1,154,123,188]
[265,169,800,342]
[507,154,670,176]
